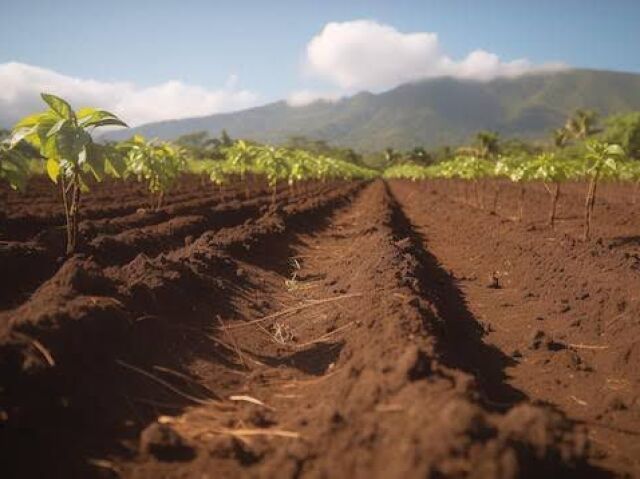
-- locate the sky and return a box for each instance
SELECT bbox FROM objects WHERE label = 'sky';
[1,0,639,127]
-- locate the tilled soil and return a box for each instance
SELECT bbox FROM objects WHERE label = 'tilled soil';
[1,177,638,478]
[390,179,640,477]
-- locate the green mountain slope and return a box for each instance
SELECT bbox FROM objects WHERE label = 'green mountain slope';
[103,69,640,151]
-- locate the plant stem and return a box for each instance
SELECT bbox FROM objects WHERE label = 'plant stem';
[583,172,599,241]
[473,180,480,208]
[59,175,71,253]
[491,182,502,214]
[548,182,560,228]
[518,184,525,221]
[66,173,81,255]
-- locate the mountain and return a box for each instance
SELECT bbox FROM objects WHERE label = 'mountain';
[103,69,640,151]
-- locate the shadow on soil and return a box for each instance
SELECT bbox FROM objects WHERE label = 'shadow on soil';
[610,235,640,247]
[252,341,344,376]
[231,199,349,277]
[0,253,251,479]
[385,184,527,411]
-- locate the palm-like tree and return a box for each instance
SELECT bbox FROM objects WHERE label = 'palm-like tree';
[552,128,570,148]
[565,109,599,140]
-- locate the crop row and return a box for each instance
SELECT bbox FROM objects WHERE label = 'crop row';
[383,142,637,239]
[1,93,376,254]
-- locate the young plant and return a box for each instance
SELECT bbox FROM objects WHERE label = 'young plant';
[122,135,187,209]
[495,155,528,220]
[617,161,640,204]
[207,160,231,197]
[582,141,625,240]
[475,131,500,159]
[11,93,127,254]
[454,156,493,208]
[255,146,289,203]
[0,139,29,192]
[225,140,258,197]
[524,152,572,228]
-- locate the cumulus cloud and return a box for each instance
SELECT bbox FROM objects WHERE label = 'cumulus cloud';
[0,62,260,127]
[304,20,567,91]
[286,89,342,107]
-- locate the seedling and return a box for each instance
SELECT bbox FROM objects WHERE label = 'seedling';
[0,139,29,192]
[523,152,573,228]
[11,93,127,254]
[256,146,289,204]
[121,135,187,210]
[582,141,625,240]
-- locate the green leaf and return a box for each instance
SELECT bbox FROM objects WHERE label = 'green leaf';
[104,157,121,178]
[47,119,68,138]
[87,118,128,128]
[13,112,52,130]
[41,93,75,121]
[78,146,87,165]
[78,175,90,192]
[78,109,128,129]
[33,116,60,149]
[46,157,60,183]
[606,144,625,156]
[76,107,99,120]
[10,126,37,148]
[86,157,104,182]
[42,134,59,160]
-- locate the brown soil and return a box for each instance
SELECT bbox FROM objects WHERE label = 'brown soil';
[1,176,638,478]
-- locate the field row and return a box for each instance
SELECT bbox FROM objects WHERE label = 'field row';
[1,177,639,477]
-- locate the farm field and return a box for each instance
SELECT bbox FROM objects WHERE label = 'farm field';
[1,176,639,478]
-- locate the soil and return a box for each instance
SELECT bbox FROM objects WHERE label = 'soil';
[1,175,639,478]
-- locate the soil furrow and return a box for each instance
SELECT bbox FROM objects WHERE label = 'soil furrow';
[0,180,362,478]
[0,182,349,311]
[1,177,632,478]
[114,180,596,478]
[389,179,640,477]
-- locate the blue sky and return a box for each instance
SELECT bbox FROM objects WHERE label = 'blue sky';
[1,0,639,125]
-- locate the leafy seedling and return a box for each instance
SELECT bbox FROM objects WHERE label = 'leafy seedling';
[11,93,127,254]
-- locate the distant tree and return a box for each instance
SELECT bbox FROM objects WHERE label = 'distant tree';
[0,129,9,141]
[384,147,401,166]
[175,131,210,148]
[342,148,365,166]
[286,136,308,150]
[220,129,233,147]
[285,136,329,154]
[203,137,222,150]
[432,145,453,163]
[284,135,364,166]
[406,146,432,165]
[601,112,640,159]
[501,138,542,156]
[565,109,599,140]
[475,131,500,159]
[552,128,570,149]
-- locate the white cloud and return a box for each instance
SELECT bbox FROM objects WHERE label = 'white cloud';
[304,20,567,91]
[286,89,342,107]
[0,62,260,127]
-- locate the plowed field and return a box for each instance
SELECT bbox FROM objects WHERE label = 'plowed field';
[1,177,639,478]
